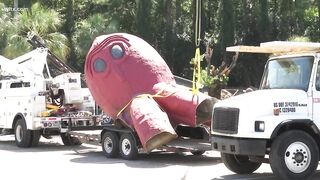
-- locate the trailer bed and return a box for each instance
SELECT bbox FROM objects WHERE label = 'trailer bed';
[165,138,211,151]
[69,130,101,145]
[69,130,211,153]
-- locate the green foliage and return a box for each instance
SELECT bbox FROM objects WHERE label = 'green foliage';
[0,0,319,87]
[201,68,229,88]
[0,3,11,54]
[201,69,213,87]
[304,6,320,41]
[73,13,119,67]
[289,36,310,42]
[212,74,229,89]
[189,54,204,65]
[1,2,69,59]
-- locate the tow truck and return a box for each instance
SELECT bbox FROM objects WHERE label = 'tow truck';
[0,33,101,147]
[0,33,211,159]
[211,41,320,180]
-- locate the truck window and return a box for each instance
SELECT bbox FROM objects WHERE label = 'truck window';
[69,78,77,83]
[261,56,314,91]
[10,82,31,88]
[316,62,320,91]
[43,64,50,79]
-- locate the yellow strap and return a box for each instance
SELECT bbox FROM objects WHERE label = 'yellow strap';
[195,0,201,47]
[192,0,202,95]
[192,48,201,95]
[116,88,176,118]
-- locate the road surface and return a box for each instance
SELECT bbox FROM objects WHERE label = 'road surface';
[0,135,320,180]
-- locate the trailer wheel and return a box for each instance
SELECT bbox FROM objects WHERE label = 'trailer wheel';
[119,133,138,160]
[269,130,319,180]
[102,131,119,158]
[60,133,82,146]
[191,150,205,155]
[221,153,262,174]
[31,130,41,147]
[14,118,32,147]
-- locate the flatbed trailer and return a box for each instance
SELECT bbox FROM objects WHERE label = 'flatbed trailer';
[66,122,212,160]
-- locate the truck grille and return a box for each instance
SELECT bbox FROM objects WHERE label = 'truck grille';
[212,107,239,134]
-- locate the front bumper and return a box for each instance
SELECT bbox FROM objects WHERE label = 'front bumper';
[211,135,267,156]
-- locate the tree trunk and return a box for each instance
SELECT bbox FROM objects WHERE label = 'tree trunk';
[258,0,270,41]
[220,0,234,47]
[65,0,79,71]
[279,0,293,40]
[318,0,320,37]
[175,0,182,34]
[271,0,279,39]
[136,0,152,42]
[14,0,18,17]
[164,0,174,69]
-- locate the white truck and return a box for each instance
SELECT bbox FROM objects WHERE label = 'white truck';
[211,41,320,180]
[0,34,99,148]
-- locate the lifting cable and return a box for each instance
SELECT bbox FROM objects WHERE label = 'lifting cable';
[192,0,202,95]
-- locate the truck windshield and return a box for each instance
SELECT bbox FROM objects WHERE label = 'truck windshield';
[260,56,314,91]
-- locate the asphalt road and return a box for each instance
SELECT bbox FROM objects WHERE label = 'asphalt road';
[1,135,320,180]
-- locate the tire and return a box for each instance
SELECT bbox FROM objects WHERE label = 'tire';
[221,153,262,174]
[60,133,82,146]
[269,130,319,180]
[191,150,205,155]
[14,118,32,147]
[102,131,119,158]
[31,130,41,147]
[119,133,138,160]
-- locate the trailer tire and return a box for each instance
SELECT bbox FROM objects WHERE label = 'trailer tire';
[31,130,41,147]
[269,130,319,180]
[60,133,82,146]
[14,118,32,147]
[221,153,262,174]
[102,131,119,158]
[119,133,138,160]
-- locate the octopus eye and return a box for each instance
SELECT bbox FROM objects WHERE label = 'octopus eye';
[111,45,124,59]
[93,58,106,72]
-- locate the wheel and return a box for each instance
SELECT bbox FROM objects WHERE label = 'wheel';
[191,150,205,155]
[60,133,82,146]
[102,131,119,158]
[31,130,41,147]
[14,118,32,147]
[221,153,262,174]
[119,133,138,160]
[269,130,319,180]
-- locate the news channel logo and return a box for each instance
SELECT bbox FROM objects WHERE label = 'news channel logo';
[2,7,28,13]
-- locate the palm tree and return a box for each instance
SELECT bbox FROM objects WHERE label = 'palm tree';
[0,3,11,54]
[3,3,69,60]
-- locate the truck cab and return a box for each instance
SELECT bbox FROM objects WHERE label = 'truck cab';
[211,42,320,180]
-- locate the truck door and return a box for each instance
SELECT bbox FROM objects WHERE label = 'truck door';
[312,57,320,127]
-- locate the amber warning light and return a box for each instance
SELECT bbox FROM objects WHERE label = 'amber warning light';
[273,108,280,116]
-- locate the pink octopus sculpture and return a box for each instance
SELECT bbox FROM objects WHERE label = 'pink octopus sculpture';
[85,33,216,152]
